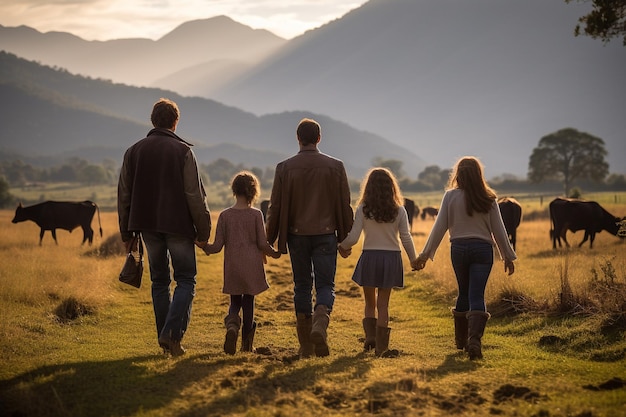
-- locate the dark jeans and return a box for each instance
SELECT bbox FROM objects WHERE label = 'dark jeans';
[287,233,338,315]
[450,238,493,312]
[142,231,197,342]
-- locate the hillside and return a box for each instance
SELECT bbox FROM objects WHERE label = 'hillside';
[0,52,425,177]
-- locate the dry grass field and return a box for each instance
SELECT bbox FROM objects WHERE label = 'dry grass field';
[0,194,625,416]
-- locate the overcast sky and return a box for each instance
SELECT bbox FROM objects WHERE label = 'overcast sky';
[0,0,368,41]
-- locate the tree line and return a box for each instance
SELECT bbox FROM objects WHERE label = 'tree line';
[1,127,625,208]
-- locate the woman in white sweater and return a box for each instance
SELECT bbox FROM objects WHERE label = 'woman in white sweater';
[414,156,516,360]
[339,168,417,357]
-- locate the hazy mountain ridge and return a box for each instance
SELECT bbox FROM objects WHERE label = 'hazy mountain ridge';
[0,52,425,178]
[0,16,286,90]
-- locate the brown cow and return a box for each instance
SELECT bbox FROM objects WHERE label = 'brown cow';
[549,197,623,249]
[498,197,522,251]
[12,200,102,245]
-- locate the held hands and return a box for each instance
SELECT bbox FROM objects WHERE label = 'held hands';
[337,244,351,258]
[504,259,515,276]
[412,254,428,271]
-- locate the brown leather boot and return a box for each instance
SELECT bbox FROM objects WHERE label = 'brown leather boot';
[224,313,241,355]
[296,313,314,358]
[452,309,468,350]
[362,317,377,351]
[467,311,490,360]
[311,305,330,357]
[375,326,399,357]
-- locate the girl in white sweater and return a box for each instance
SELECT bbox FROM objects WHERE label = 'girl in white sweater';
[339,168,417,357]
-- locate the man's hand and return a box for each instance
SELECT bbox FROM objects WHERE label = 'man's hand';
[195,240,208,249]
[338,245,351,258]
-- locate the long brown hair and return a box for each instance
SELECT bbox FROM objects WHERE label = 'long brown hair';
[447,156,497,215]
[359,168,404,223]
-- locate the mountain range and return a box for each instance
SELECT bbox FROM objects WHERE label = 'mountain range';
[1,0,625,177]
[0,51,423,179]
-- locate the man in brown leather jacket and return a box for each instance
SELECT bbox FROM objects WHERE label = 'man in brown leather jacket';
[266,118,353,357]
[118,98,211,356]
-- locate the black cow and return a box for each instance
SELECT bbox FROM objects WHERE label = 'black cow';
[12,200,103,246]
[260,199,270,222]
[549,198,623,249]
[403,198,419,233]
[420,206,439,220]
[498,197,522,251]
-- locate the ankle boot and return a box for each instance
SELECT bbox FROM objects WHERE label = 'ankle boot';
[241,321,256,352]
[375,326,398,357]
[311,305,330,357]
[466,311,490,360]
[362,317,377,351]
[296,313,314,358]
[224,313,241,355]
[452,309,468,350]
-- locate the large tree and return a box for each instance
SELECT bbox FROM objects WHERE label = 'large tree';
[565,0,626,45]
[528,128,609,196]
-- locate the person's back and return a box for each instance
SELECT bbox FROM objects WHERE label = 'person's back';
[277,150,348,236]
[266,118,353,358]
[123,131,196,238]
[118,98,211,357]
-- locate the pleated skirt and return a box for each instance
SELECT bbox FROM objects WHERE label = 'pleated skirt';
[351,250,404,289]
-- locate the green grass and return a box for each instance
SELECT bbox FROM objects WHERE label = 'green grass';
[1,203,625,417]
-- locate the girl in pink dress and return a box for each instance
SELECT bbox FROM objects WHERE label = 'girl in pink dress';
[204,171,280,354]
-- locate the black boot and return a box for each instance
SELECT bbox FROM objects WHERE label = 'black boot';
[467,311,490,360]
[452,309,468,350]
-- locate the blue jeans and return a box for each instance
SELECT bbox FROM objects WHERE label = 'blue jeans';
[287,233,338,315]
[450,238,493,312]
[142,231,197,342]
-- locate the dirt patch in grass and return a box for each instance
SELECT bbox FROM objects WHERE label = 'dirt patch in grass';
[582,377,626,391]
[492,384,541,405]
[54,296,96,322]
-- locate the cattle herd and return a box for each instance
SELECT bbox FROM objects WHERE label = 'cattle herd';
[10,197,624,250]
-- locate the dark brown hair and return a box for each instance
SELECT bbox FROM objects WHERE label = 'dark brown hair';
[151,98,179,129]
[231,171,260,204]
[358,168,404,223]
[296,118,321,146]
[447,156,497,215]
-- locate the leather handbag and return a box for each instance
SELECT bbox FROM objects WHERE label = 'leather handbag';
[119,234,143,288]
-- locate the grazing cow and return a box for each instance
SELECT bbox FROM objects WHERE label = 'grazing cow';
[12,200,103,246]
[498,197,522,251]
[403,198,419,233]
[549,198,623,249]
[420,206,439,220]
[260,199,270,222]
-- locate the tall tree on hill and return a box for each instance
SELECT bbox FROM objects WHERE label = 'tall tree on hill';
[528,128,609,196]
[565,0,626,45]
